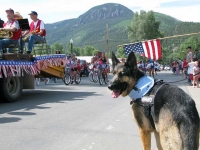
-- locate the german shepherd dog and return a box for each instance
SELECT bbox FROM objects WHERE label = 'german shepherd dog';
[108,52,200,150]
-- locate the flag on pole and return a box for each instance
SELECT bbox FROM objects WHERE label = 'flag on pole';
[123,39,162,60]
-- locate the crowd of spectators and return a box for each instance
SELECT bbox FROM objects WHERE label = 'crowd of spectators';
[171,46,200,87]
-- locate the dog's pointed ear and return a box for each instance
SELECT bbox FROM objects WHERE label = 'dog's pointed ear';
[111,52,120,69]
[125,52,137,69]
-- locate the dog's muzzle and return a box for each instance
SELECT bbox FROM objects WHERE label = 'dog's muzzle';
[108,82,128,98]
[108,81,128,91]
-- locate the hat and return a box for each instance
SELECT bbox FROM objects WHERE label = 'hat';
[14,12,23,19]
[28,11,38,16]
[187,46,192,49]
[5,8,14,14]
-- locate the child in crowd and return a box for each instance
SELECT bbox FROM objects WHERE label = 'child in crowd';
[193,61,200,88]
[187,58,195,86]
[175,62,180,74]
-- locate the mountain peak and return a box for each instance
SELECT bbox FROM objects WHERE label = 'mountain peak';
[77,3,133,24]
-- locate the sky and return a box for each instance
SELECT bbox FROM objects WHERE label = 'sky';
[0,0,200,24]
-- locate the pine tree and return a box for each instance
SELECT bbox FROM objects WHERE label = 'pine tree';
[127,10,163,42]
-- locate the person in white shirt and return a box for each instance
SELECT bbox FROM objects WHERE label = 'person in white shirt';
[187,58,195,85]
[0,8,21,56]
[19,11,46,54]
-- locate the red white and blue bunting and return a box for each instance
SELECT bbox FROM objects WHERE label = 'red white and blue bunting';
[0,54,69,78]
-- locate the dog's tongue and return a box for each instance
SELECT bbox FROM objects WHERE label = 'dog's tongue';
[112,90,120,98]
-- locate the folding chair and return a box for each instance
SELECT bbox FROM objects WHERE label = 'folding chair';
[2,42,19,53]
[32,37,49,56]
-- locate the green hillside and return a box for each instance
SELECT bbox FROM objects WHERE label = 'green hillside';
[45,3,200,53]
[45,3,133,52]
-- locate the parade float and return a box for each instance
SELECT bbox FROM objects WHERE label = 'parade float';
[0,54,69,102]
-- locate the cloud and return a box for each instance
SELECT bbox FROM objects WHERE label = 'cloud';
[0,0,199,23]
[153,3,200,22]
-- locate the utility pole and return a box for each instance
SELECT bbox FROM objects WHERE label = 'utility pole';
[106,24,109,58]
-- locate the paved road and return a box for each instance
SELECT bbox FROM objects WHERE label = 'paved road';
[0,71,198,150]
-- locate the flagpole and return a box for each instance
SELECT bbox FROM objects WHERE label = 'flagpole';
[118,32,200,47]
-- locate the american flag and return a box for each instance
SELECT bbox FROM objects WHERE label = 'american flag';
[123,39,162,60]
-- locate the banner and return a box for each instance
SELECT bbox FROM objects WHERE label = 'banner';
[0,54,69,78]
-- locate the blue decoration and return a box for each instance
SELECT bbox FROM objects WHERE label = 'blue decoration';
[0,54,67,66]
[128,76,154,100]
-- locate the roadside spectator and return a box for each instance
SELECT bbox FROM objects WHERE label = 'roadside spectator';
[175,61,180,75]
[147,58,154,78]
[183,59,188,72]
[171,61,176,74]
[187,58,195,86]
[193,61,200,88]
[154,61,159,75]
[186,46,193,63]
[193,49,198,61]
[195,49,200,67]
[178,58,183,73]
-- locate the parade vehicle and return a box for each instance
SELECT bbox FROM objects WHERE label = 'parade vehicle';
[0,16,72,102]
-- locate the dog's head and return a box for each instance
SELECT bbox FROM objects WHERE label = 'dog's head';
[108,52,144,98]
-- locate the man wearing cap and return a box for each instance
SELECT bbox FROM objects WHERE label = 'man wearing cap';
[19,11,46,54]
[0,8,21,56]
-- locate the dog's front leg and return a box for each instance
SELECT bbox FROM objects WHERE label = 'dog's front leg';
[139,129,151,150]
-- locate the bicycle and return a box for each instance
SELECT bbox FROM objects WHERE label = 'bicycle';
[93,68,99,83]
[89,64,94,82]
[70,70,81,84]
[63,66,71,85]
[98,64,108,85]
[89,64,98,83]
